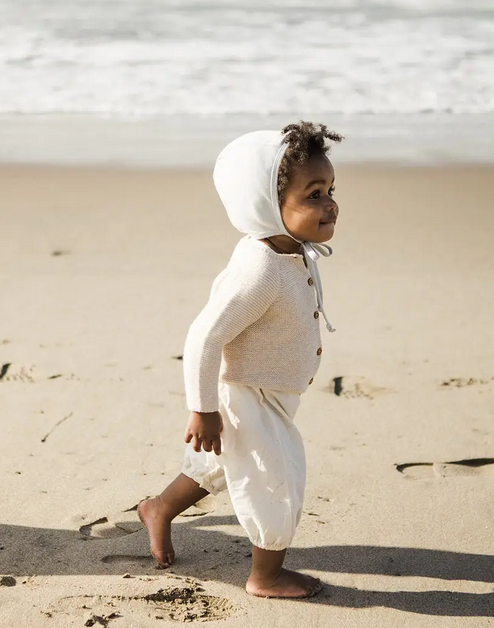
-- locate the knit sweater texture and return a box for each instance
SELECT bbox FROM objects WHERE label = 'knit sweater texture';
[183,236,323,412]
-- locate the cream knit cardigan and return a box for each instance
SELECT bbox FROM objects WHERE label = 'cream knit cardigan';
[183,236,323,413]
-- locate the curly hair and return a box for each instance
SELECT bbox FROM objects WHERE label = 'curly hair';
[277,121,343,206]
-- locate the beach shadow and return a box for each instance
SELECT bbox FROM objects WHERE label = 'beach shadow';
[1,518,493,617]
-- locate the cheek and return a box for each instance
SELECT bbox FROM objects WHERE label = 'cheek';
[280,204,299,230]
[301,204,323,225]
[281,200,321,234]
[286,208,313,230]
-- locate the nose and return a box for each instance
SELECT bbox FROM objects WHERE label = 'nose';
[324,196,338,214]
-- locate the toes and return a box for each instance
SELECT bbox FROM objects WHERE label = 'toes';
[304,578,323,598]
[153,555,171,569]
[156,562,171,570]
[152,551,175,569]
[308,579,323,597]
[160,553,175,568]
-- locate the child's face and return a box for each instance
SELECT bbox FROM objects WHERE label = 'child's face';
[280,155,338,244]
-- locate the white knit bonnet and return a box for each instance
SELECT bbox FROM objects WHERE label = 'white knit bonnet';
[213,130,335,333]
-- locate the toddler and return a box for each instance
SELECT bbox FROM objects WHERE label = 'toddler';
[138,121,342,599]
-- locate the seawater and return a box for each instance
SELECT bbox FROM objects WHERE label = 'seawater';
[1,0,493,118]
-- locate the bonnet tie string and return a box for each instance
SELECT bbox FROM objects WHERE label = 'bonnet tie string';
[302,242,335,333]
[269,136,335,333]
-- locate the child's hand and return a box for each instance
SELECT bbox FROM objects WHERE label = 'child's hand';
[184,411,223,455]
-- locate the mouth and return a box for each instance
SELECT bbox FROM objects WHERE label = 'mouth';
[320,218,336,226]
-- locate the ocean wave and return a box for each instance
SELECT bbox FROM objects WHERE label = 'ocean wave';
[0,0,493,117]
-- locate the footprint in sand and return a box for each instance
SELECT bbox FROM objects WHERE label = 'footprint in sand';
[396,458,494,479]
[47,584,239,623]
[79,517,141,539]
[441,377,493,388]
[80,497,216,546]
[100,554,155,567]
[0,364,36,383]
[0,363,79,383]
[327,376,387,399]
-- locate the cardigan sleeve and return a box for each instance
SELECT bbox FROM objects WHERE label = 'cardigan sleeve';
[183,254,280,412]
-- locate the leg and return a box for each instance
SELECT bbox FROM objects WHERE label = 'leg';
[219,385,318,597]
[246,546,322,599]
[137,473,209,568]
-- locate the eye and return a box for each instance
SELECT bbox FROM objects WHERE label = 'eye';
[328,185,336,197]
[309,190,320,199]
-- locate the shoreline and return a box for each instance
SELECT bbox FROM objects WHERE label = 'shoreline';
[1,113,494,168]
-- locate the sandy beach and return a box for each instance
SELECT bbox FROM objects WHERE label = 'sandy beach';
[1,164,494,626]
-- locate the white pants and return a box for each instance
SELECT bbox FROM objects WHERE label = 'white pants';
[182,381,305,551]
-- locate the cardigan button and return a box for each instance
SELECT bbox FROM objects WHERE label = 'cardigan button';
[317,348,323,356]
[314,311,319,319]
[308,378,314,385]
[308,277,314,286]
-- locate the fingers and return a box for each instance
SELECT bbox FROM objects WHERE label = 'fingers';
[198,437,222,455]
[185,431,222,455]
[212,437,222,456]
[185,430,206,452]
[191,435,202,453]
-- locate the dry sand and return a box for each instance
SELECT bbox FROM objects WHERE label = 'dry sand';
[1,164,494,627]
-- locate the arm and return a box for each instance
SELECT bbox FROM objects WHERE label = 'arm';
[183,256,280,414]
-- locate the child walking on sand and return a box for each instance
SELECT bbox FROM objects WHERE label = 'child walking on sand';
[138,121,342,599]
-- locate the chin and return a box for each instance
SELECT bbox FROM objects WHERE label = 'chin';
[315,223,335,242]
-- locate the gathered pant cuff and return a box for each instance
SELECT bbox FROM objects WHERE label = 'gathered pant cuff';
[181,450,227,496]
[250,540,291,552]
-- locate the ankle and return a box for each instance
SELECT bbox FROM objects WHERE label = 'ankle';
[145,495,171,520]
[250,546,286,585]
[249,566,283,586]
[158,494,189,522]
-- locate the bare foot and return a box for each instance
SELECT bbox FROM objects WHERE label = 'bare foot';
[137,497,175,568]
[246,568,323,599]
